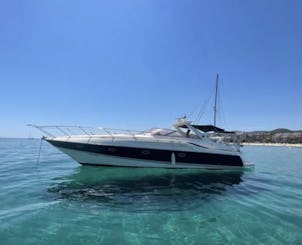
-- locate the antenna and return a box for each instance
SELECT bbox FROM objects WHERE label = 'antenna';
[213,74,219,127]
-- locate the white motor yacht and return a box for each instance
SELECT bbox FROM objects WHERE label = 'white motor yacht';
[31,117,251,170]
[32,75,253,170]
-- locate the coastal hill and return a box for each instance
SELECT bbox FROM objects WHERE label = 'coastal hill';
[239,129,302,144]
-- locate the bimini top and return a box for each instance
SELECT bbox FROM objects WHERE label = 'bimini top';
[181,124,235,134]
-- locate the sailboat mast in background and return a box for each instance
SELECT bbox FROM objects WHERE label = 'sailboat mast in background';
[213,74,219,127]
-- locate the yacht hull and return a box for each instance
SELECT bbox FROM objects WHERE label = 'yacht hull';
[47,139,246,170]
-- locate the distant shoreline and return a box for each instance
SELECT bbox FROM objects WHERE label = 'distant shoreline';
[242,143,302,147]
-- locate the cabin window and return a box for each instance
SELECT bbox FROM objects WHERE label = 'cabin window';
[177,152,186,158]
[141,150,150,155]
[75,144,84,149]
[107,147,117,152]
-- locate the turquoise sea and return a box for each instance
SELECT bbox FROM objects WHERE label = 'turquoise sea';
[0,138,302,245]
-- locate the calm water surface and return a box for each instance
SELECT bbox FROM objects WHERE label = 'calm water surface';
[0,138,302,245]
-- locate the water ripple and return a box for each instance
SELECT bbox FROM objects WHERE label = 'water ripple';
[1,139,302,245]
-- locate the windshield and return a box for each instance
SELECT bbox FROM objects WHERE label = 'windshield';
[144,128,182,137]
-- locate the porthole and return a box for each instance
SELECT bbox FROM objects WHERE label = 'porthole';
[107,147,117,152]
[141,150,150,155]
[75,144,84,149]
[177,152,186,158]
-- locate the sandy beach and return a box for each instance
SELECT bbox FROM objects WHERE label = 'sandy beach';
[242,143,302,147]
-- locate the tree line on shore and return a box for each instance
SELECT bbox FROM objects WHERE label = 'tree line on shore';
[239,129,302,144]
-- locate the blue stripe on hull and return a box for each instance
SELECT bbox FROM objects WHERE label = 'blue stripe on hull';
[46,140,243,167]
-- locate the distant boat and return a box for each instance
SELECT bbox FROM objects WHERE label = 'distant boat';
[30,75,252,170]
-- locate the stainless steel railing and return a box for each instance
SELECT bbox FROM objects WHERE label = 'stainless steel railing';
[28,124,145,140]
[28,124,240,150]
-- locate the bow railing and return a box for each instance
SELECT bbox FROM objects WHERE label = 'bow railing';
[28,124,145,139]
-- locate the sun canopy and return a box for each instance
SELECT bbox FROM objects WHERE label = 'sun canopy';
[181,124,235,134]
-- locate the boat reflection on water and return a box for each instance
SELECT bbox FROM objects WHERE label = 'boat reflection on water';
[48,166,245,211]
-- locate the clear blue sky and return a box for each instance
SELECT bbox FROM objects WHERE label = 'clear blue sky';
[1,0,302,137]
